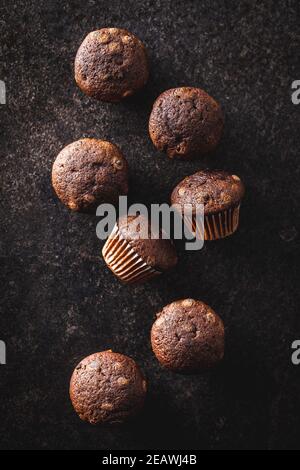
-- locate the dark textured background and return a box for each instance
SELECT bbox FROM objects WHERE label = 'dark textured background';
[1,0,300,450]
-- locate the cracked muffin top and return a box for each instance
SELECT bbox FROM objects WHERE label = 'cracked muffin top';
[70,351,147,425]
[149,87,224,159]
[117,214,178,272]
[52,138,128,212]
[151,299,224,373]
[171,169,245,214]
[75,28,149,102]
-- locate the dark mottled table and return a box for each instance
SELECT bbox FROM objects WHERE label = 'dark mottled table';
[0,0,300,450]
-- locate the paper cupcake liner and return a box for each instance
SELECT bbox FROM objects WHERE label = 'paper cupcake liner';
[188,204,241,241]
[204,204,241,240]
[183,214,205,242]
[102,224,161,284]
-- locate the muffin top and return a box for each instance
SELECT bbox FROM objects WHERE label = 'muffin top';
[117,214,178,272]
[52,138,128,212]
[149,87,224,159]
[69,351,147,425]
[151,299,224,373]
[171,169,245,214]
[75,28,149,102]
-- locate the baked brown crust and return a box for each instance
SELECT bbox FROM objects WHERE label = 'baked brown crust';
[151,299,224,373]
[75,28,149,102]
[52,138,128,212]
[171,169,245,215]
[69,351,147,425]
[149,87,224,159]
[117,214,178,272]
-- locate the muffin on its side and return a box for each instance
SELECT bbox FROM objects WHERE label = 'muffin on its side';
[149,87,224,159]
[151,299,224,373]
[75,28,149,102]
[171,169,245,240]
[102,214,178,284]
[52,138,128,212]
[70,351,147,425]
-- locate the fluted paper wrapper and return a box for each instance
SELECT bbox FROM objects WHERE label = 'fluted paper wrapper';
[187,204,241,241]
[102,224,161,284]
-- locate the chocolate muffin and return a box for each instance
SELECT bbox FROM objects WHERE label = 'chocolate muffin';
[149,87,224,159]
[171,169,245,240]
[102,214,178,284]
[151,299,224,373]
[70,351,147,425]
[52,138,128,212]
[75,28,149,102]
